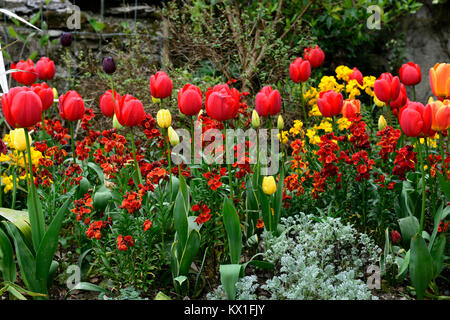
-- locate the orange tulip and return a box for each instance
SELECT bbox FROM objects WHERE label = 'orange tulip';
[429,63,450,100]
[429,100,450,131]
[341,99,361,119]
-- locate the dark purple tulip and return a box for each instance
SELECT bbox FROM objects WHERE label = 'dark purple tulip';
[102,57,116,74]
[0,139,7,155]
[60,32,73,47]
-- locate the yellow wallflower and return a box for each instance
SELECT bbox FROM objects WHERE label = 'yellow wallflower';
[303,87,319,107]
[318,76,344,93]
[278,131,289,145]
[335,65,353,82]
[363,76,376,96]
[337,117,351,130]
[289,120,304,137]
[1,174,17,193]
[345,79,362,100]
[309,104,322,116]
[316,120,333,133]
[306,129,321,145]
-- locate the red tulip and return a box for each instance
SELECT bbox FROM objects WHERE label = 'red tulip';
[389,83,407,110]
[11,59,36,86]
[114,94,146,127]
[59,90,85,121]
[150,71,173,99]
[399,61,421,86]
[31,82,54,111]
[205,84,240,121]
[374,73,401,103]
[349,67,363,86]
[178,84,203,116]
[255,86,281,117]
[303,45,325,68]
[1,86,42,128]
[100,89,121,117]
[289,58,311,83]
[399,101,432,137]
[390,230,402,244]
[317,90,343,117]
[35,57,56,81]
[341,99,361,119]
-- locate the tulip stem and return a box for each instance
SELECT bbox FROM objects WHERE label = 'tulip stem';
[12,166,17,209]
[440,135,447,180]
[416,138,426,233]
[412,86,416,101]
[130,127,143,186]
[386,105,392,127]
[65,48,73,90]
[165,129,173,197]
[300,83,307,125]
[225,122,233,200]
[110,75,115,112]
[25,130,44,246]
[69,121,76,161]
[190,116,194,164]
[41,112,47,140]
[22,151,29,188]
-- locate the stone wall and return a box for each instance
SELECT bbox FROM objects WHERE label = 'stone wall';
[400,0,450,102]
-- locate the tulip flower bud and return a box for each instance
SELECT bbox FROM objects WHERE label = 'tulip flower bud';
[378,115,387,131]
[60,32,73,47]
[93,185,113,212]
[251,110,260,129]
[262,176,277,195]
[53,88,58,100]
[168,126,180,147]
[277,115,284,130]
[11,128,31,152]
[102,57,116,74]
[390,230,402,244]
[156,109,172,128]
[113,114,124,130]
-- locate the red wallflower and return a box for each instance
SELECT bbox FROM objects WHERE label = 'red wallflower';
[71,193,93,222]
[86,220,110,240]
[376,126,402,160]
[143,219,152,231]
[203,168,227,190]
[193,203,212,225]
[117,235,134,251]
[392,145,417,180]
[121,191,142,214]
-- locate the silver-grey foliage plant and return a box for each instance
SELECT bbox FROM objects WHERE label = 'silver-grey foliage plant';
[208,213,381,300]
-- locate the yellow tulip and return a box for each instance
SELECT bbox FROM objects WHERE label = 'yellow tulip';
[262,176,277,195]
[52,88,58,100]
[378,115,387,131]
[277,115,284,130]
[10,128,31,152]
[156,109,172,128]
[251,110,260,129]
[168,126,180,147]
